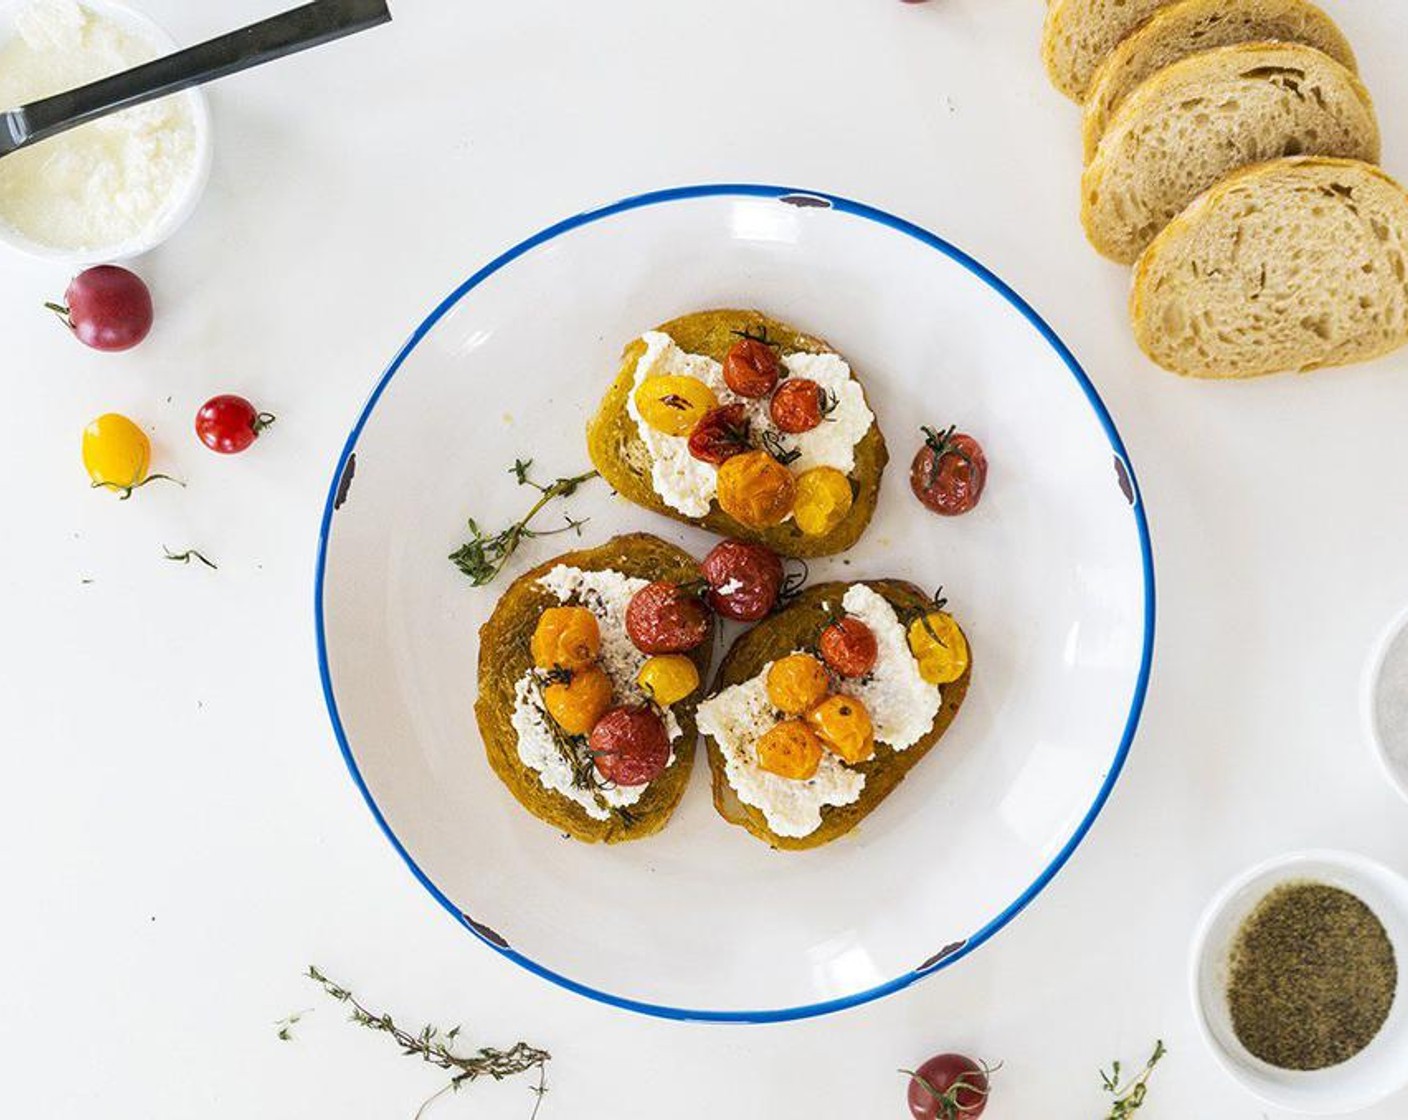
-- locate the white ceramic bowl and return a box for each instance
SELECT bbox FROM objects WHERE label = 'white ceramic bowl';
[0,0,212,264]
[1362,604,1408,805]
[1190,850,1408,1114]
[316,186,1155,1021]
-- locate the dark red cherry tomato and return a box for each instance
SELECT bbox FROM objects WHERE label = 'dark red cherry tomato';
[819,617,877,678]
[590,706,671,786]
[195,395,276,454]
[701,539,784,621]
[906,1054,993,1120]
[723,337,781,398]
[770,378,828,434]
[47,265,153,352]
[625,581,711,653]
[910,426,987,516]
[688,404,752,465]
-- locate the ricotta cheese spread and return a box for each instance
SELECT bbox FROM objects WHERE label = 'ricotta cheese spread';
[510,565,681,821]
[835,584,942,751]
[0,1,201,251]
[627,331,874,518]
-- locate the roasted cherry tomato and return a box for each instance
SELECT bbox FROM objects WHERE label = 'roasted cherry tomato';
[756,720,824,780]
[819,616,878,678]
[766,653,830,715]
[625,581,711,654]
[688,403,752,465]
[911,425,987,516]
[634,375,718,436]
[792,466,854,537]
[49,265,153,352]
[770,378,828,434]
[590,705,671,786]
[907,611,970,685]
[543,666,614,736]
[82,413,151,495]
[723,337,781,398]
[806,694,875,764]
[531,606,601,672]
[701,539,784,621]
[195,394,275,454]
[637,654,699,706]
[716,450,797,528]
[906,1054,993,1120]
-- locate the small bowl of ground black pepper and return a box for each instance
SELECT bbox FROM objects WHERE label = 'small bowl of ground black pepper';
[1191,850,1408,1114]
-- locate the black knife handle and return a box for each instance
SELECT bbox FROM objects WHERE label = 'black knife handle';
[11,0,391,150]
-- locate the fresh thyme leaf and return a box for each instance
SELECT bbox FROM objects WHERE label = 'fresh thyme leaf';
[163,546,218,570]
[449,464,599,586]
[274,1009,311,1041]
[1101,1041,1166,1119]
[306,966,550,1117]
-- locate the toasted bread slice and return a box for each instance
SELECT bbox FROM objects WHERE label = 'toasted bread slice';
[1043,0,1180,102]
[1082,0,1357,161]
[1131,158,1408,378]
[699,581,971,851]
[586,310,888,559]
[474,533,713,843]
[1083,42,1379,264]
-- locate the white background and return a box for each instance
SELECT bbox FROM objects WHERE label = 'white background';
[3,1,1408,1116]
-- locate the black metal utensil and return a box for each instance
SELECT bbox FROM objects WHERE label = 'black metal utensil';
[0,0,391,159]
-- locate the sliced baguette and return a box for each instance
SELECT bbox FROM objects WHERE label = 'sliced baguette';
[701,581,970,851]
[1131,158,1408,378]
[1043,0,1180,102]
[1083,42,1379,264]
[1082,0,1357,161]
[474,533,713,844]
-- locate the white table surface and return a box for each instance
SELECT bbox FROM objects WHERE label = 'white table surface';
[4,1,1408,1116]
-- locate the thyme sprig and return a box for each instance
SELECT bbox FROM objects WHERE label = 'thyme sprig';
[760,429,801,466]
[920,425,974,486]
[900,587,951,646]
[730,325,781,351]
[163,546,218,570]
[449,460,597,586]
[1101,1040,1166,1119]
[306,966,550,1119]
[94,473,184,501]
[532,677,637,828]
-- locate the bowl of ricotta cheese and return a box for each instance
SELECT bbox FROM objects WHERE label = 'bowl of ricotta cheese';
[0,0,211,262]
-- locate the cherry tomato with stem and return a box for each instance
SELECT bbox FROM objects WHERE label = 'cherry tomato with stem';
[910,425,987,516]
[903,1054,998,1120]
[47,266,153,352]
[688,404,752,465]
[590,706,671,786]
[625,581,711,654]
[723,336,781,398]
[701,539,784,621]
[770,378,831,434]
[818,616,878,678]
[195,394,277,454]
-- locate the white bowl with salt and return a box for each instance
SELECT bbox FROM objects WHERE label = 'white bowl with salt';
[0,0,212,263]
[1364,604,1408,805]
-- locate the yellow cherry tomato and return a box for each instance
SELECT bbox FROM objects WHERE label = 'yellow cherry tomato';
[792,466,854,537]
[805,694,875,764]
[756,720,824,781]
[716,450,797,528]
[634,375,718,436]
[543,666,614,736]
[766,653,830,715]
[531,606,601,672]
[907,611,970,685]
[82,413,151,495]
[637,654,700,706]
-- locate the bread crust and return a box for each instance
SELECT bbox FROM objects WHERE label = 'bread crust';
[704,580,971,851]
[586,310,888,559]
[474,533,713,843]
[1044,0,1179,102]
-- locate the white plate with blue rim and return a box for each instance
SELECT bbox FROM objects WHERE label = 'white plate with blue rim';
[315,185,1155,1022]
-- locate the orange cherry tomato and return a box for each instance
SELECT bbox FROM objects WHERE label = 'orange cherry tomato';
[716,449,797,528]
[766,653,830,715]
[531,606,601,672]
[543,666,614,736]
[806,694,875,764]
[756,720,824,780]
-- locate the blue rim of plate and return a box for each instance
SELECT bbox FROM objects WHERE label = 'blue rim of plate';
[314,183,1157,1024]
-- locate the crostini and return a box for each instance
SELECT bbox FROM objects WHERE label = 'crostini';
[696,580,971,850]
[587,309,889,559]
[475,533,714,843]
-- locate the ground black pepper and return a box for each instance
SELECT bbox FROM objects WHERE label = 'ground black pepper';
[1227,881,1397,1071]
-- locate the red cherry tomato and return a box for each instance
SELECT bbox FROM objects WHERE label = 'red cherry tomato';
[625,582,711,654]
[906,1054,992,1120]
[770,378,828,434]
[590,706,671,786]
[688,404,752,465]
[910,426,987,516]
[723,338,781,398]
[819,617,878,678]
[701,540,784,621]
[195,395,276,454]
[48,265,153,352]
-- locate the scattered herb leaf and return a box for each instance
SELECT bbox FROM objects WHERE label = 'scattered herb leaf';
[94,473,184,501]
[275,1009,311,1041]
[1101,1041,1166,1119]
[760,429,801,466]
[163,546,218,570]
